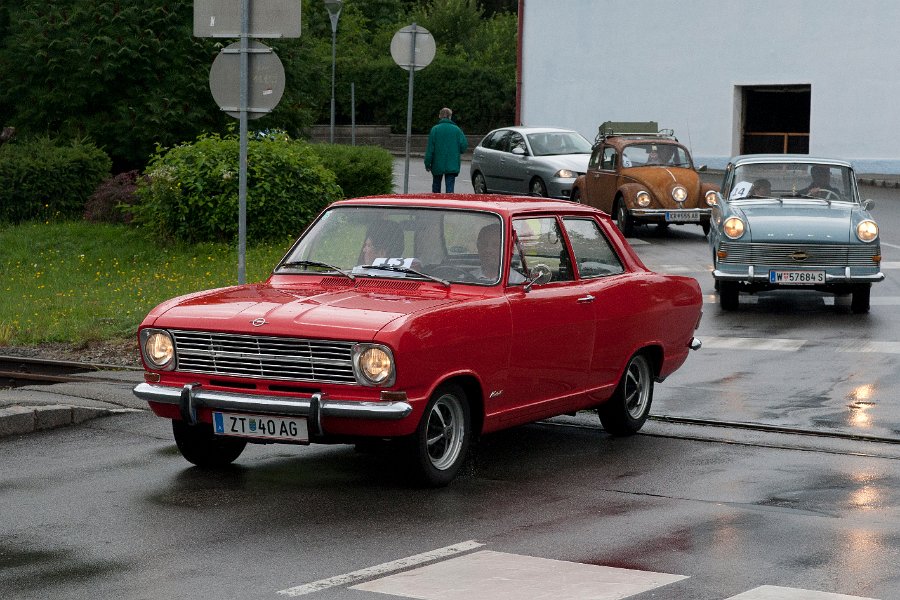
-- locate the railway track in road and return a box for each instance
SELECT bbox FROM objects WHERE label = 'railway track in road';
[0,355,142,388]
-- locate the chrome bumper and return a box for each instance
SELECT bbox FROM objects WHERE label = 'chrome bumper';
[134,382,413,430]
[690,337,702,351]
[713,266,885,283]
[631,208,711,218]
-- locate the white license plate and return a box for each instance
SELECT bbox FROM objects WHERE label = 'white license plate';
[769,270,826,284]
[213,411,309,442]
[665,211,701,223]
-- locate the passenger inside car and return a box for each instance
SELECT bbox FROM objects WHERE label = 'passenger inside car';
[360,220,404,264]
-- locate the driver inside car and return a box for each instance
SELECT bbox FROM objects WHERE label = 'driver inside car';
[799,165,839,198]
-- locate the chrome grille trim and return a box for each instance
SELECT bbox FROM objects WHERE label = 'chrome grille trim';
[171,330,356,384]
[718,242,879,268]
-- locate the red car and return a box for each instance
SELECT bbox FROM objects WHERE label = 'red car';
[134,195,702,486]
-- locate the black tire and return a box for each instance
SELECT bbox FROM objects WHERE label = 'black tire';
[851,285,871,314]
[598,353,654,436]
[172,420,247,468]
[719,281,739,311]
[615,201,634,236]
[530,177,548,197]
[571,187,582,203]
[701,221,711,236]
[472,172,488,194]
[408,384,471,487]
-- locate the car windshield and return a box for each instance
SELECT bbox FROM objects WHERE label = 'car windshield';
[526,131,592,156]
[621,143,692,168]
[278,206,505,285]
[727,162,857,203]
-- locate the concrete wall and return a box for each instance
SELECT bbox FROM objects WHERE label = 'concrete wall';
[520,0,899,173]
[309,125,482,157]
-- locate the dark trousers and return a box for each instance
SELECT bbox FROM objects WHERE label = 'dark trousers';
[431,173,457,193]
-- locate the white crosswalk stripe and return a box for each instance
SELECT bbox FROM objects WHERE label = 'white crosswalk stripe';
[726,585,879,599]
[701,336,807,351]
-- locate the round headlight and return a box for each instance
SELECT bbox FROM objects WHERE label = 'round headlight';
[705,190,719,206]
[353,345,395,386]
[636,191,651,207]
[140,329,175,370]
[723,217,745,239]
[555,169,576,179]
[857,220,879,242]
[672,186,688,202]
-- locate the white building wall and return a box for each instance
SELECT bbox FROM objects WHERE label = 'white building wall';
[520,0,899,173]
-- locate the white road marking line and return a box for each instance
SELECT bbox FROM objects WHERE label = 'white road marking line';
[701,337,807,351]
[726,584,880,599]
[879,261,900,268]
[352,549,687,600]
[879,241,900,250]
[836,340,900,354]
[277,540,484,597]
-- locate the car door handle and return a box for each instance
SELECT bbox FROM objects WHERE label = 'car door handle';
[577,294,595,303]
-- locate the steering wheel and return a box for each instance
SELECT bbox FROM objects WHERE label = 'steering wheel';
[813,188,841,201]
[429,265,474,282]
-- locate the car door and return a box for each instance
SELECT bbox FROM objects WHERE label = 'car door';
[478,130,510,192]
[584,145,618,213]
[499,216,596,422]
[497,132,530,194]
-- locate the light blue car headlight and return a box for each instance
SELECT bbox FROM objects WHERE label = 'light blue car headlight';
[856,220,878,242]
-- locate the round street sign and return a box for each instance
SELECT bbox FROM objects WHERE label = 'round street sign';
[390,24,436,71]
[209,40,285,119]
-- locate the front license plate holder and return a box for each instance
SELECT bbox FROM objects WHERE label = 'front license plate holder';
[768,270,826,284]
[213,411,309,442]
[665,211,701,223]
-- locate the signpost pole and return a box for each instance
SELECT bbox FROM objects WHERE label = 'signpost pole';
[237,0,250,284]
[402,24,419,194]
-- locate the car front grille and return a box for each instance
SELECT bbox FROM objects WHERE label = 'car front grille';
[718,242,879,268]
[172,330,356,384]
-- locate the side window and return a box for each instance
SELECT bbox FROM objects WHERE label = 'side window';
[588,148,603,169]
[512,217,574,283]
[601,147,617,170]
[509,133,527,155]
[562,218,624,278]
[484,130,507,150]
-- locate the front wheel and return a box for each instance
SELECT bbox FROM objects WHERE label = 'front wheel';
[851,284,871,314]
[719,280,739,310]
[172,420,247,468]
[571,187,582,203]
[530,177,548,197]
[615,201,634,236]
[701,221,711,236]
[599,353,654,436]
[408,384,471,487]
[472,172,488,194]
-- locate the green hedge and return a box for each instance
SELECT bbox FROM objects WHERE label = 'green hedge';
[0,137,111,223]
[308,143,394,198]
[133,133,343,244]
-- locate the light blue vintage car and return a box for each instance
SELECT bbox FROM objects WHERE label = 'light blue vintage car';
[709,155,883,313]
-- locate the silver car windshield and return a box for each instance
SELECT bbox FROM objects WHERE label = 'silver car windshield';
[278,206,505,285]
[526,131,592,156]
[728,163,857,202]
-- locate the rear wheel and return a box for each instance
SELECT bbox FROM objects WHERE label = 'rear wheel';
[472,172,488,194]
[172,420,247,468]
[615,201,634,236]
[719,281,739,310]
[599,353,654,436]
[408,384,471,487]
[851,285,871,314]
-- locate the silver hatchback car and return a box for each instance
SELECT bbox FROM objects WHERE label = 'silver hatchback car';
[470,126,592,199]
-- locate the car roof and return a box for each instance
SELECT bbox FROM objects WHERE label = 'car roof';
[486,126,581,136]
[331,194,604,218]
[729,154,854,169]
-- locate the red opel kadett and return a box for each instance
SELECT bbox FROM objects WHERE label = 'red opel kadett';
[134,194,702,486]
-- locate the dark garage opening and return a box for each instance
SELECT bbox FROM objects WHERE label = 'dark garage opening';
[741,86,811,154]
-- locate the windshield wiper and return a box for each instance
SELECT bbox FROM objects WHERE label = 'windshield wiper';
[358,264,450,287]
[279,260,355,280]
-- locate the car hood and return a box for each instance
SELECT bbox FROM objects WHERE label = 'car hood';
[734,201,857,243]
[622,167,703,204]
[146,281,461,340]
[536,153,591,173]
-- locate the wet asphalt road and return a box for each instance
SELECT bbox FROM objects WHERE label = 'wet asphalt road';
[1,160,899,599]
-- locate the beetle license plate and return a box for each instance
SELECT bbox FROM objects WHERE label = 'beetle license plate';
[769,270,826,284]
[213,411,309,442]
[665,211,701,223]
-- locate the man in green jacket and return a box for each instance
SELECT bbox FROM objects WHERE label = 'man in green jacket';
[424,107,468,193]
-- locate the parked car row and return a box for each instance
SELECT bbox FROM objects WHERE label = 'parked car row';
[470,121,884,313]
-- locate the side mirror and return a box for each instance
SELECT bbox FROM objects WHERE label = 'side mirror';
[511,146,526,156]
[696,164,708,172]
[862,199,875,210]
[524,264,552,292]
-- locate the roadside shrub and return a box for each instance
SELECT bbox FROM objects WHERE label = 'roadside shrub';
[0,137,111,223]
[133,133,342,243]
[308,144,393,198]
[84,170,140,224]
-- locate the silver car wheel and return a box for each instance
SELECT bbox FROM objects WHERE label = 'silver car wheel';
[473,172,488,194]
[425,392,466,471]
[621,355,652,420]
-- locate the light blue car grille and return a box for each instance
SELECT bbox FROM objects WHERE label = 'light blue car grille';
[718,242,879,268]
[171,330,356,383]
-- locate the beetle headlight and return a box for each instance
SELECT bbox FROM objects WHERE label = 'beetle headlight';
[672,186,688,202]
[856,220,879,242]
[139,329,175,370]
[705,190,719,206]
[554,169,577,178]
[723,217,746,239]
[353,344,395,386]
[636,191,651,207]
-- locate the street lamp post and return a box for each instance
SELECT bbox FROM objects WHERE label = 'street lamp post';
[324,0,343,144]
